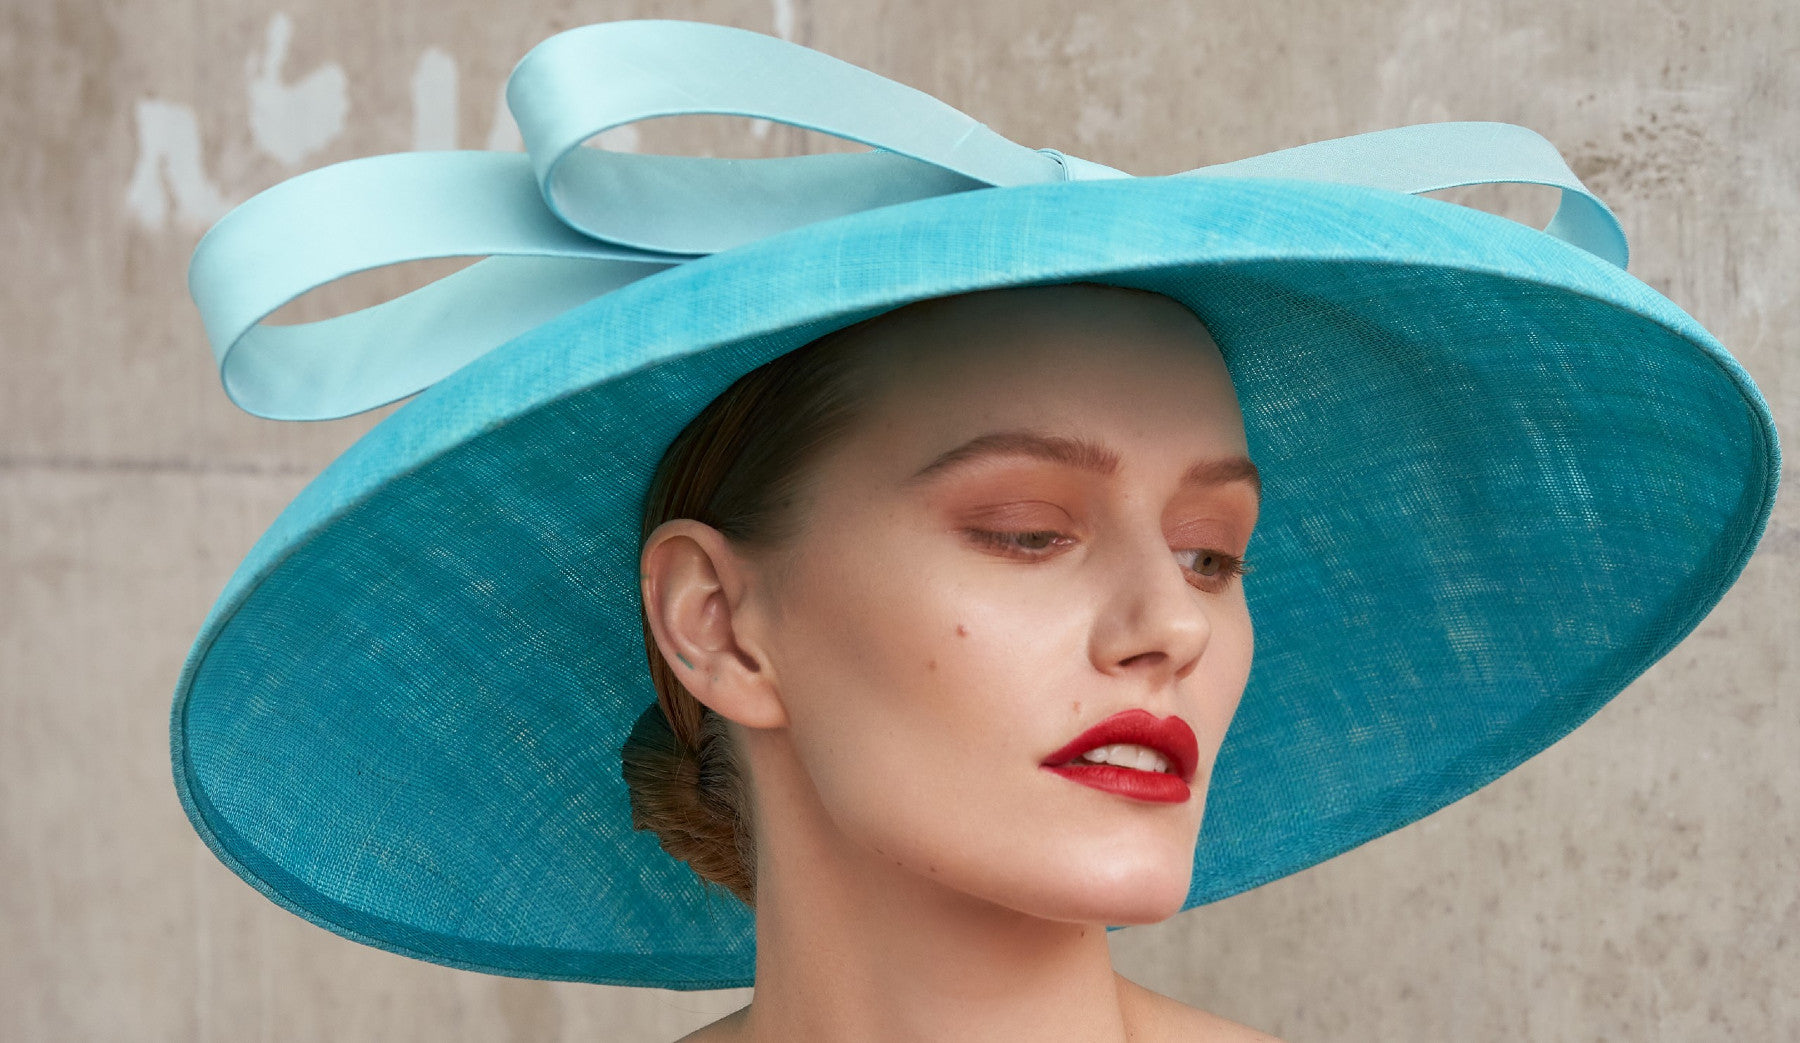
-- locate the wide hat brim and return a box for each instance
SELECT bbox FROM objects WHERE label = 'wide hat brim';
[173,173,1780,989]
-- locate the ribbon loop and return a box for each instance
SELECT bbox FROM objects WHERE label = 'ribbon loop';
[187,151,681,420]
[187,19,1631,422]
[509,19,1063,254]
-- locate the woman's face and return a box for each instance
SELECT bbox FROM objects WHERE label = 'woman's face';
[739,283,1258,926]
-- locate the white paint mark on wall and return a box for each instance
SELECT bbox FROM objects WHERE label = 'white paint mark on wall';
[485,80,523,151]
[125,98,234,231]
[126,26,564,232]
[245,12,348,166]
[411,47,458,150]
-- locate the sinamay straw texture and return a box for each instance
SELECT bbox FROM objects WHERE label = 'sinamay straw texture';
[173,175,1779,988]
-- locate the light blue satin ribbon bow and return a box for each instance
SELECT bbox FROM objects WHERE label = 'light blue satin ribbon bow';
[187,18,1628,422]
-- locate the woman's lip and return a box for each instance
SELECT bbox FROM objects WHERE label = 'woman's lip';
[1040,707,1199,784]
[1043,762,1191,803]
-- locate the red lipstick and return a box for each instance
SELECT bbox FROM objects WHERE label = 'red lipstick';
[1040,708,1198,804]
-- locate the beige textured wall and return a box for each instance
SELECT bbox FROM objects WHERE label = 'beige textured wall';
[3,0,1795,1040]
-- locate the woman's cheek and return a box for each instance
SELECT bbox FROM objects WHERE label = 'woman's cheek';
[785,565,950,804]
[784,515,1059,839]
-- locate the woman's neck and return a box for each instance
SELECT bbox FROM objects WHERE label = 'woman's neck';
[720,741,1142,1043]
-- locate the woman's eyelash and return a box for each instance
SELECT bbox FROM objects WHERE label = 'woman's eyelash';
[963,529,1253,588]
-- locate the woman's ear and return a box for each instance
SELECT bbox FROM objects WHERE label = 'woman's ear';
[639,519,789,731]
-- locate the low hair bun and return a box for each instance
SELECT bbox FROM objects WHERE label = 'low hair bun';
[621,696,757,907]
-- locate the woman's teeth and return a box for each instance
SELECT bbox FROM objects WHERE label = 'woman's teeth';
[1076,744,1173,774]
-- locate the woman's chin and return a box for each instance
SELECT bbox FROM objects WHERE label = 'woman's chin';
[958,857,1195,929]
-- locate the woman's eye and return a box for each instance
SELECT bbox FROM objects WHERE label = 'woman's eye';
[1176,549,1255,589]
[966,528,1071,556]
[1178,549,1227,576]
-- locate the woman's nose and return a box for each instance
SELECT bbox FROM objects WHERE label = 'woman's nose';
[1087,526,1213,687]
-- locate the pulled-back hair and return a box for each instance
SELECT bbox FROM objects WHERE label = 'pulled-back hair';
[622,318,879,908]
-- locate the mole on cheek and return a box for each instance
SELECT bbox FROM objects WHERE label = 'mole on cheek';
[955,624,967,637]
[1073,701,1081,715]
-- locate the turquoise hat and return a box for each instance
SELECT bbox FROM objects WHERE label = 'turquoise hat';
[174,19,1781,990]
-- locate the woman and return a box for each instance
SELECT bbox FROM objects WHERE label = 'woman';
[632,283,1273,1040]
[169,18,1779,1042]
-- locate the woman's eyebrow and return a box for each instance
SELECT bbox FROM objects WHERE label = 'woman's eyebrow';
[902,428,1261,503]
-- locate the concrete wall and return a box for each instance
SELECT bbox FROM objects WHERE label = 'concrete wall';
[3,0,1794,1039]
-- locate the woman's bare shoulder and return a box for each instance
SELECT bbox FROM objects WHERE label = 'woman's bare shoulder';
[1118,974,1286,1043]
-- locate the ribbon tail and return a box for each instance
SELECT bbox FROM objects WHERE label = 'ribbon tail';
[1178,121,1629,270]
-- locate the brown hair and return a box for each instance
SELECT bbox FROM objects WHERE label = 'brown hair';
[621,320,880,908]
